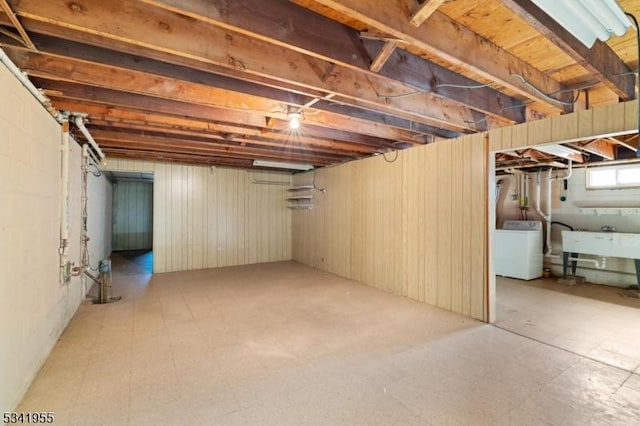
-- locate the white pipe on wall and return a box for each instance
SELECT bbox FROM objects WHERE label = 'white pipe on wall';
[545,168,553,256]
[74,116,104,159]
[569,256,607,269]
[59,121,70,284]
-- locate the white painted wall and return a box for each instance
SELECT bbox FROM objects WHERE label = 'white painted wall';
[496,167,640,287]
[0,63,112,411]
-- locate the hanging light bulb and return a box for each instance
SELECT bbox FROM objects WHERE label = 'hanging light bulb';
[288,110,302,129]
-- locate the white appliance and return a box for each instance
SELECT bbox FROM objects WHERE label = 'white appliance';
[495,220,543,280]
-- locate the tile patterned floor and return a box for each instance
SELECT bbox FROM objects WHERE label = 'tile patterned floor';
[16,257,640,425]
[496,276,640,374]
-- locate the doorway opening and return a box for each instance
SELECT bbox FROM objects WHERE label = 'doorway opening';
[490,148,640,373]
[106,171,154,276]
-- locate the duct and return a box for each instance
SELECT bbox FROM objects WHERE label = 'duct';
[74,116,105,160]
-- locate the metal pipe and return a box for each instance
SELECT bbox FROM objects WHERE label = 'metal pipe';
[0,47,62,121]
[74,116,105,159]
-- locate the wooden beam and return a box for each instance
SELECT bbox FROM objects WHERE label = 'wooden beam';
[84,129,345,165]
[6,0,483,132]
[0,0,35,49]
[34,75,421,146]
[369,40,400,72]
[409,0,446,27]
[82,117,375,158]
[313,99,461,139]
[138,0,373,71]
[18,35,462,140]
[308,0,574,114]
[582,139,616,160]
[500,0,635,101]
[522,148,551,162]
[103,148,258,168]
[607,135,639,152]
[361,39,526,123]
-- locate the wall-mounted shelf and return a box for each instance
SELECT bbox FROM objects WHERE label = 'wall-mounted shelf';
[287,195,313,201]
[287,204,313,210]
[287,185,314,210]
[578,207,640,216]
[287,185,314,191]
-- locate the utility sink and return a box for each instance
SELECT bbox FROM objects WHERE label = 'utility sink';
[561,231,640,259]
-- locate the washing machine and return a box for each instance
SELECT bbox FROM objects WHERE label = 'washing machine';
[495,220,543,280]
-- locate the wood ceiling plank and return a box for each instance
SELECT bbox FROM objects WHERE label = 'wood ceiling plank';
[7,0,482,132]
[307,0,574,114]
[500,0,635,101]
[409,0,447,27]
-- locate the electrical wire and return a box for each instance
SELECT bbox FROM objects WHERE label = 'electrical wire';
[382,149,399,163]
[311,168,325,193]
[436,82,495,90]
[511,74,582,106]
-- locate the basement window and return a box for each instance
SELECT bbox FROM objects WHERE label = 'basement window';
[586,164,640,189]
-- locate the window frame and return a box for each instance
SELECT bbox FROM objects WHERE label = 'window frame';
[585,164,640,190]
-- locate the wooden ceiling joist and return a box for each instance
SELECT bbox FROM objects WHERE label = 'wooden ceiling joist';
[306,0,574,114]
[0,0,35,49]
[501,0,635,101]
[4,0,487,133]
[360,39,527,124]
[409,0,447,28]
[581,139,616,160]
[0,0,636,168]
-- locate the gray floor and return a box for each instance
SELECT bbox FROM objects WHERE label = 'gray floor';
[17,257,640,425]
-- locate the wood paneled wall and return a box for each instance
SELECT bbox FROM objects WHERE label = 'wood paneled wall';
[488,100,639,152]
[112,181,153,251]
[104,159,291,273]
[293,133,488,320]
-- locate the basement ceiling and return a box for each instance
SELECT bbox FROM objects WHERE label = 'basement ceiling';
[0,0,638,170]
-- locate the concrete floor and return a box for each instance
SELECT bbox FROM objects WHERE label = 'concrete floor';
[17,256,640,425]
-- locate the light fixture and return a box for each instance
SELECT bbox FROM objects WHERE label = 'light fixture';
[535,144,581,159]
[287,109,302,129]
[253,160,314,171]
[531,0,631,48]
